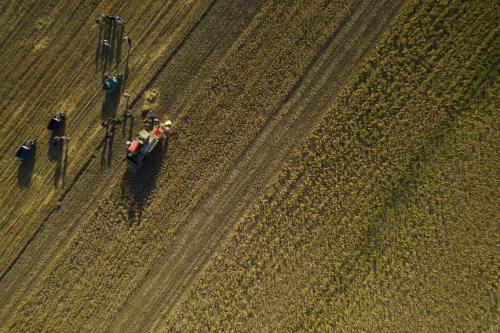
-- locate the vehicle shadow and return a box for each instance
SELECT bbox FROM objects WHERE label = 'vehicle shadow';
[121,138,168,224]
[17,147,36,187]
[101,88,121,121]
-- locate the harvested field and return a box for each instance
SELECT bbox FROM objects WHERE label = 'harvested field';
[0,0,498,332]
[162,0,500,331]
[0,0,214,274]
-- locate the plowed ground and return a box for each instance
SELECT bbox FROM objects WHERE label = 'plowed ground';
[0,0,403,331]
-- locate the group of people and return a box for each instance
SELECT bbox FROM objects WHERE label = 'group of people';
[97,13,131,67]
[144,116,161,131]
[100,108,161,134]
[100,92,135,140]
[52,135,70,145]
[96,14,125,27]
[16,14,131,164]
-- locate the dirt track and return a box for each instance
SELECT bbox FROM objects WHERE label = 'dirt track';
[0,0,402,331]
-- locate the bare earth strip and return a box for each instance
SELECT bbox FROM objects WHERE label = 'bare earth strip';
[0,0,402,331]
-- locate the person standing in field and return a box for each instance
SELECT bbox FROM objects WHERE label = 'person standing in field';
[123,36,132,47]
[117,17,125,28]
[101,39,111,49]
[52,136,70,146]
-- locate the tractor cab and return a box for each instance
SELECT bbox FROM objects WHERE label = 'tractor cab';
[102,74,122,95]
[126,120,172,168]
[47,112,66,131]
[16,139,36,161]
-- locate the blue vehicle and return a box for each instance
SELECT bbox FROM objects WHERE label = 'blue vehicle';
[102,73,122,95]
[16,139,36,161]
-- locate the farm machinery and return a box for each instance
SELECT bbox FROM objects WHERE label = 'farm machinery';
[125,119,172,168]
[16,139,36,161]
[47,112,66,131]
[102,73,122,95]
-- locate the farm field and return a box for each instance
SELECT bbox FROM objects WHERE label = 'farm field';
[162,0,500,332]
[0,0,214,275]
[0,0,498,332]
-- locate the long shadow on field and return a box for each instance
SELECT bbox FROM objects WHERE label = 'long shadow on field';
[121,139,168,224]
[115,24,124,65]
[49,139,63,188]
[95,25,104,72]
[95,19,124,73]
[100,120,121,169]
[101,89,121,121]
[62,142,69,187]
[122,51,130,90]
[53,140,69,188]
[107,122,119,167]
[48,136,69,188]
[17,147,36,187]
[121,109,134,140]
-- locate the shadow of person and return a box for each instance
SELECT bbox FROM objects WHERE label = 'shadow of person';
[17,146,36,187]
[101,44,113,75]
[107,124,117,167]
[122,54,130,90]
[54,149,63,188]
[52,139,68,188]
[100,133,109,170]
[47,122,65,161]
[122,114,134,140]
[95,26,103,72]
[61,140,69,187]
[105,22,116,71]
[116,25,124,65]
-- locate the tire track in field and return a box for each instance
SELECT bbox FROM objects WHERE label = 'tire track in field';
[110,0,404,331]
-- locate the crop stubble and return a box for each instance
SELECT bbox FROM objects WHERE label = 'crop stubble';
[0,0,404,331]
[1,0,496,332]
[0,0,212,274]
[161,0,499,332]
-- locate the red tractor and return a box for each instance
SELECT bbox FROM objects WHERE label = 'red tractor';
[125,119,172,168]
